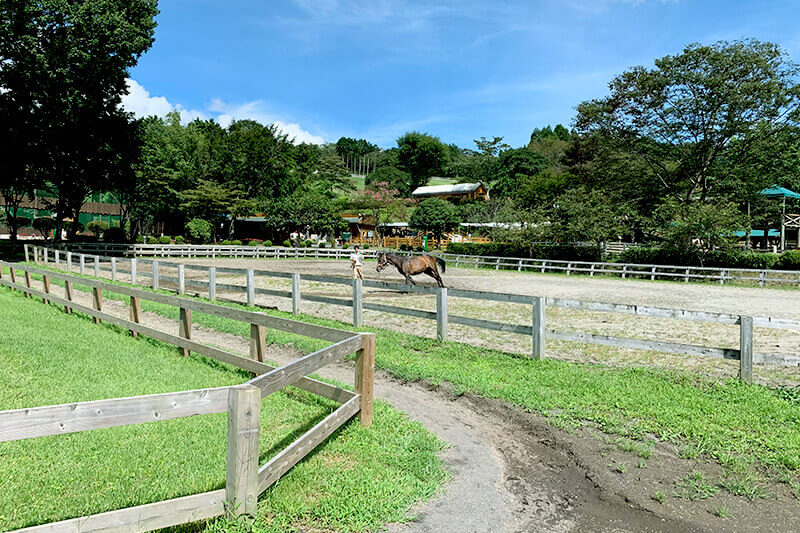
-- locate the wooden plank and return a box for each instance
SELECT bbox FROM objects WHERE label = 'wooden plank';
[532,296,545,360]
[257,396,360,493]
[92,287,102,324]
[246,335,363,397]
[548,330,740,360]
[355,333,375,427]
[130,296,141,338]
[740,316,754,384]
[11,489,226,533]
[226,386,260,517]
[436,288,448,341]
[0,386,230,442]
[250,324,266,363]
[352,279,363,327]
[178,308,192,357]
[362,301,437,320]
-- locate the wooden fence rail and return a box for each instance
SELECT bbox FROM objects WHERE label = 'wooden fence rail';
[0,258,374,532]
[50,243,800,288]
[26,247,800,383]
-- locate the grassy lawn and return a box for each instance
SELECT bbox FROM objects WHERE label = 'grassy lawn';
[45,269,800,498]
[0,287,446,532]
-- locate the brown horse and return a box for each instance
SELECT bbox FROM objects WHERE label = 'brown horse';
[376,252,446,287]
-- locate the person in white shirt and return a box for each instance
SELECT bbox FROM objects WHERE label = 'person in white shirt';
[350,246,364,280]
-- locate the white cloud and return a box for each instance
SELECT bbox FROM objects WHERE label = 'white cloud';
[120,79,325,145]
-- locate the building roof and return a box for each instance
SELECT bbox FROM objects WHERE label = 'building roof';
[411,182,483,196]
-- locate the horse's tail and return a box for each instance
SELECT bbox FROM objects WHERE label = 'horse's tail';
[436,256,446,274]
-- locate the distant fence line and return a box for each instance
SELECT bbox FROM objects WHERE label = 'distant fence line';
[28,245,800,384]
[46,242,800,288]
[0,256,374,532]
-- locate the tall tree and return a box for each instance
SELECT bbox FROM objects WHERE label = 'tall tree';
[396,132,449,194]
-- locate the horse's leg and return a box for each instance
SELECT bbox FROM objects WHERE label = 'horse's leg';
[425,267,444,287]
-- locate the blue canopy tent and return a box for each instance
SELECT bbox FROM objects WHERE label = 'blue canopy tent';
[753,185,800,250]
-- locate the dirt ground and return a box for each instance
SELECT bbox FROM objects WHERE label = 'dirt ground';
[49,284,800,533]
[155,258,800,387]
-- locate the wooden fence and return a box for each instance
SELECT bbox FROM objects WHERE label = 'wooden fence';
[47,243,800,288]
[28,246,800,384]
[0,258,374,532]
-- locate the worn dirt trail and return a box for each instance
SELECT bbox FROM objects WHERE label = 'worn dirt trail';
[58,288,717,533]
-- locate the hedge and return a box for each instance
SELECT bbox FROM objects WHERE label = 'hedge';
[446,242,601,262]
[617,247,783,269]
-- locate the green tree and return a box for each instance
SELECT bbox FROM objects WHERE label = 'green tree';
[553,187,625,251]
[351,182,412,239]
[409,198,459,247]
[365,166,411,191]
[311,155,353,195]
[492,148,549,199]
[396,132,449,194]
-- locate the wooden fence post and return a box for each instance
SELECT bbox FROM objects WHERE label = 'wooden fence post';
[436,287,448,341]
[42,274,51,304]
[111,257,117,282]
[246,269,255,306]
[79,254,85,275]
[250,324,266,362]
[352,278,363,327]
[178,307,192,357]
[9,266,15,283]
[67,252,73,273]
[226,385,261,517]
[291,273,301,314]
[739,316,753,384]
[130,296,141,338]
[64,280,73,314]
[33,246,39,264]
[54,249,60,267]
[92,287,103,324]
[209,267,216,301]
[152,260,159,290]
[532,296,546,360]
[178,264,185,295]
[355,333,376,428]
[24,270,32,298]
[94,255,100,277]
[24,244,30,263]
[130,258,137,285]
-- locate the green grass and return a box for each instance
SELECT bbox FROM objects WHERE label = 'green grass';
[0,288,446,532]
[19,265,800,494]
[426,177,457,186]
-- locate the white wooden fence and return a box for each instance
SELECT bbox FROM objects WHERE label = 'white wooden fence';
[49,243,800,288]
[0,258,374,532]
[29,246,800,384]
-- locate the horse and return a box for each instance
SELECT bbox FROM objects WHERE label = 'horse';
[376,252,446,287]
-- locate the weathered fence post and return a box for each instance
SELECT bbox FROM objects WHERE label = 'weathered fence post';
[24,270,32,298]
[352,278,363,327]
[9,266,15,283]
[66,251,73,273]
[178,307,192,357]
[111,257,117,282]
[739,316,753,384]
[291,273,301,314]
[33,246,39,264]
[209,267,216,301]
[64,280,73,314]
[130,296,141,338]
[226,385,261,517]
[94,255,100,277]
[246,269,255,306]
[42,274,51,304]
[650,266,656,281]
[436,287,448,341]
[92,287,103,324]
[178,264,185,295]
[79,254,85,275]
[54,249,60,267]
[250,324,266,362]
[130,258,137,285]
[152,260,159,290]
[355,333,376,427]
[532,296,546,360]
[24,244,30,263]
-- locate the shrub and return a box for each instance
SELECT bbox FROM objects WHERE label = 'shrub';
[185,218,212,243]
[87,220,110,238]
[135,235,145,244]
[618,246,780,269]
[230,240,243,246]
[446,242,601,262]
[303,239,313,247]
[146,236,158,244]
[776,250,800,270]
[32,217,56,238]
[363,244,370,250]
[262,240,273,247]
[104,227,126,242]
[247,240,262,246]
[64,220,84,234]
[174,235,185,244]
[282,239,292,247]
[399,243,411,251]
[158,235,172,244]
[221,239,232,245]
[318,242,326,248]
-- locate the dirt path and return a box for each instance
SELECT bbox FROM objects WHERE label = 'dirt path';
[56,287,795,533]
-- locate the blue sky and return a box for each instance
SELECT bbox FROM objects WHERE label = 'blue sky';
[122,0,800,148]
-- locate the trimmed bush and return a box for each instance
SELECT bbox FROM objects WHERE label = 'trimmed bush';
[776,250,800,270]
[87,221,110,237]
[135,235,145,244]
[318,242,326,248]
[221,239,232,245]
[282,239,292,247]
[146,236,158,244]
[618,246,780,269]
[303,239,313,248]
[399,243,411,251]
[32,217,56,238]
[262,240,273,247]
[446,242,601,262]
[247,240,262,246]
[230,240,243,246]
[174,235,185,244]
[185,218,212,244]
[158,235,172,244]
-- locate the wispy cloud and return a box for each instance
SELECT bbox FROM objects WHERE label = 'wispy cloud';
[120,79,325,144]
